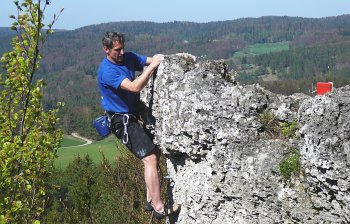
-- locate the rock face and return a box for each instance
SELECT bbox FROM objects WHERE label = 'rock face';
[298,87,350,223]
[140,54,350,223]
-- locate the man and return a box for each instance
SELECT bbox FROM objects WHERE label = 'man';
[97,31,180,220]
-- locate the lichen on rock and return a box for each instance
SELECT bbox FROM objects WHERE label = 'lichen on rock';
[140,53,349,223]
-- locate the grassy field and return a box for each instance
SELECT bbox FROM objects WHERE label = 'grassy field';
[233,41,289,58]
[55,135,123,169]
[247,42,289,55]
[60,135,86,147]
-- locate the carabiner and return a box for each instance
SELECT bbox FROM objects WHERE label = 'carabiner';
[122,114,129,144]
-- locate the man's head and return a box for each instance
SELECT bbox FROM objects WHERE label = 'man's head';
[102,31,125,64]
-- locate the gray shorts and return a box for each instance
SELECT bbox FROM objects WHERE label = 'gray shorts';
[109,113,155,159]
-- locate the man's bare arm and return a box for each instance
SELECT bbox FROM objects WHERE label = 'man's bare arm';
[120,54,164,93]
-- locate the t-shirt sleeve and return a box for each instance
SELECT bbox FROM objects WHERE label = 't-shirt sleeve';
[132,52,147,71]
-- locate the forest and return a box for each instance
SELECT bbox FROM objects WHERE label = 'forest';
[1,15,350,138]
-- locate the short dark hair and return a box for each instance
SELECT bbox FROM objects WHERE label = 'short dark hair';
[102,31,125,49]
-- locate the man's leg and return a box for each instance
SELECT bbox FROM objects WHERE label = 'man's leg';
[143,151,164,212]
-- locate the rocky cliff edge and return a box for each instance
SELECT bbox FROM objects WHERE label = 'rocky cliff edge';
[140,53,350,224]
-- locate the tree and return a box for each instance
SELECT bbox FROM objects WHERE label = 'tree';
[0,0,63,223]
[43,150,165,224]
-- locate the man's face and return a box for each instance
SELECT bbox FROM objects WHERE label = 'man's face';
[105,41,124,64]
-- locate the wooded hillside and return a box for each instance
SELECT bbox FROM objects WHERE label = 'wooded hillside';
[1,15,350,138]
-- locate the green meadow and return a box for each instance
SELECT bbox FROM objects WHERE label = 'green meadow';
[55,135,122,168]
[233,41,289,58]
[60,135,86,147]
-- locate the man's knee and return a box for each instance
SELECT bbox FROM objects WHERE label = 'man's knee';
[143,150,158,166]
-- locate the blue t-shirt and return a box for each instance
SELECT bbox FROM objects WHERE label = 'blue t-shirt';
[97,52,147,113]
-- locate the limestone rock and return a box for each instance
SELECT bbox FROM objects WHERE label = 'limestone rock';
[140,54,349,223]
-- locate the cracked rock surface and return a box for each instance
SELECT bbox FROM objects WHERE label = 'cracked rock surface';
[140,54,349,223]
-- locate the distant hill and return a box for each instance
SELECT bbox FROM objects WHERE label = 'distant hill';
[0,27,14,53]
[1,15,350,138]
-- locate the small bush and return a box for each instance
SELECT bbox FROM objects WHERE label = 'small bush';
[279,151,300,179]
[259,112,281,138]
[43,148,167,224]
[281,121,299,138]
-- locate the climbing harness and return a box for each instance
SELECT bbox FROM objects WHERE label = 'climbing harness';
[108,112,130,144]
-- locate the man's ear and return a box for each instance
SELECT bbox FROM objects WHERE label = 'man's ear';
[104,47,110,54]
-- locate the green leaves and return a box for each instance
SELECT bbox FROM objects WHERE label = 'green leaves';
[279,151,301,179]
[0,0,63,223]
[281,120,299,138]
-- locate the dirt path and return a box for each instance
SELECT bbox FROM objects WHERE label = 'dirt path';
[66,132,93,148]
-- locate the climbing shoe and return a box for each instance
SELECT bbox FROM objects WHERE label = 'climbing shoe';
[145,200,153,212]
[153,203,181,220]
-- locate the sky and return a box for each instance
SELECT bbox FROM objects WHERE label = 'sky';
[1,0,350,30]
